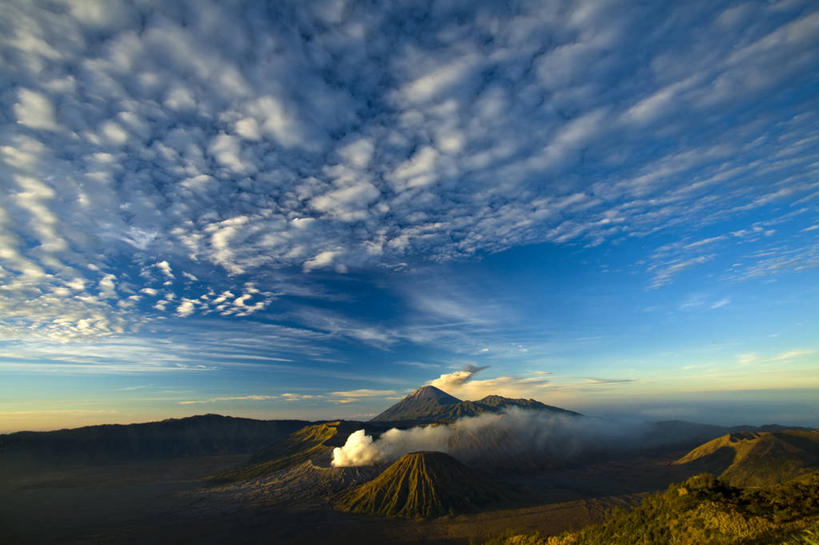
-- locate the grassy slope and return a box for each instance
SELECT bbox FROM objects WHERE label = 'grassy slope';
[484,472,819,545]
[675,430,819,487]
[209,421,352,482]
[333,451,515,519]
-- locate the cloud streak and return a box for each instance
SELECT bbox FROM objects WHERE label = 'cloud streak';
[178,395,275,405]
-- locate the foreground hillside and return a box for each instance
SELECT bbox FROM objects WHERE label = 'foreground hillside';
[333,451,516,519]
[486,472,819,545]
[675,430,819,487]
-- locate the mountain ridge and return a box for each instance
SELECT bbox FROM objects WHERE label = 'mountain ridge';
[0,414,309,469]
[370,385,580,423]
[674,429,819,487]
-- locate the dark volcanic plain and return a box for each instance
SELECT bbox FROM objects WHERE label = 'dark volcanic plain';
[0,445,698,545]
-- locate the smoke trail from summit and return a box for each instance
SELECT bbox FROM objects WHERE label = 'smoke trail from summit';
[331,408,648,467]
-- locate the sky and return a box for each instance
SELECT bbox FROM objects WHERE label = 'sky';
[1,0,818,433]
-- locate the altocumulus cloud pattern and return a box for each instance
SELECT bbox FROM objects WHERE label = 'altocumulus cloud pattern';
[1,0,818,343]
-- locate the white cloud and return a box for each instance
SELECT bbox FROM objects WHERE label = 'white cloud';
[14,89,58,131]
[390,146,439,190]
[768,349,814,362]
[281,392,320,402]
[330,389,397,398]
[155,261,174,279]
[13,175,66,252]
[310,181,380,221]
[164,86,196,110]
[178,394,274,405]
[428,365,553,400]
[710,298,731,309]
[244,95,303,148]
[176,299,195,317]
[401,56,478,103]
[98,273,117,299]
[209,133,248,173]
[337,138,374,169]
[649,255,714,288]
[429,368,483,392]
[737,353,758,365]
[529,109,608,171]
[303,250,339,272]
[102,122,128,146]
[234,117,261,140]
[623,87,679,124]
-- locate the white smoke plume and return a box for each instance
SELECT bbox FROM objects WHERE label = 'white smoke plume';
[428,364,489,392]
[331,408,648,467]
[426,365,553,400]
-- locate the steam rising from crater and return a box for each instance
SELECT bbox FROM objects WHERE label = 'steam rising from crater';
[332,408,648,467]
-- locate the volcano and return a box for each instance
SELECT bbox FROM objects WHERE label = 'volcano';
[332,451,515,519]
[370,385,579,424]
[369,386,461,422]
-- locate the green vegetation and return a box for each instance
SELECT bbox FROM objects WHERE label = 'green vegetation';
[208,421,351,482]
[675,430,819,487]
[485,472,819,545]
[782,521,819,544]
[333,451,515,519]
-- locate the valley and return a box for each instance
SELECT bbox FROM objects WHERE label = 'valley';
[0,445,673,544]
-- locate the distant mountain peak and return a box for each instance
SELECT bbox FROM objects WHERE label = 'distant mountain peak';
[476,395,581,416]
[370,385,462,423]
[408,385,461,403]
[370,385,580,423]
[477,394,534,406]
[477,394,507,403]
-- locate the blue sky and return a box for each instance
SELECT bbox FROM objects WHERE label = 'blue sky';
[0,0,817,432]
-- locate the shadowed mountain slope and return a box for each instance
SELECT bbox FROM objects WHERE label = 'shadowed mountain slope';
[477,395,580,416]
[211,420,364,482]
[332,451,517,519]
[370,386,579,424]
[674,430,819,487]
[0,414,308,470]
[370,386,461,422]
